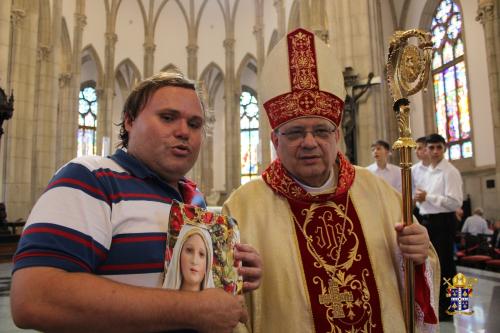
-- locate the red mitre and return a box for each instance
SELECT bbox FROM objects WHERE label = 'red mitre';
[261,28,345,129]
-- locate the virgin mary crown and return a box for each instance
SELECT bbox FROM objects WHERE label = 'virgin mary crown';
[260,28,346,129]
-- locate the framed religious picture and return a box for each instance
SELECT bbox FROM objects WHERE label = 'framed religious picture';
[162,200,242,295]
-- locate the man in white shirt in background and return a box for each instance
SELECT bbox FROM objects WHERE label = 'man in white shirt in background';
[461,207,492,236]
[366,140,402,192]
[412,136,430,222]
[414,133,463,321]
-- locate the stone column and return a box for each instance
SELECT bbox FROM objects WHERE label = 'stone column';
[310,0,328,43]
[186,44,198,80]
[143,40,155,78]
[223,37,239,194]
[98,31,118,155]
[477,0,500,217]
[5,3,37,219]
[253,2,270,171]
[273,0,286,38]
[58,3,86,166]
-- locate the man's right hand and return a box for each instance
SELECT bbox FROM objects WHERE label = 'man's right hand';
[195,288,247,333]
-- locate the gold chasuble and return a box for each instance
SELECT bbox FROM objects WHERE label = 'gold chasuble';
[224,154,439,333]
[263,154,382,332]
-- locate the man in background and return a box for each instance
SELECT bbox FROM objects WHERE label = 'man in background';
[11,72,261,333]
[461,207,492,236]
[412,136,430,223]
[415,133,463,321]
[367,139,402,192]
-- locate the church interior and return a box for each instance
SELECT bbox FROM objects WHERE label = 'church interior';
[0,0,499,332]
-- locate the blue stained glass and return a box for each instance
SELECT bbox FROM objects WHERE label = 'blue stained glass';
[434,74,447,139]
[79,99,88,115]
[246,103,259,118]
[462,141,473,158]
[240,89,260,182]
[435,0,452,24]
[443,42,453,64]
[447,14,461,39]
[444,67,460,141]
[433,51,442,68]
[450,144,461,160]
[240,91,251,106]
[432,25,446,49]
[455,62,471,139]
[82,87,97,102]
[240,112,250,128]
[90,102,98,114]
[78,85,98,156]
[455,38,464,57]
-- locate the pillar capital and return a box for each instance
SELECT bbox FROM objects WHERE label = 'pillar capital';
[10,8,26,28]
[105,32,118,45]
[37,45,52,62]
[476,0,495,25]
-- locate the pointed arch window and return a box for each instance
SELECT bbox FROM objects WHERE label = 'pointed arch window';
[240,87,259,184]
[78,83,98,156]
[431,0,472,160]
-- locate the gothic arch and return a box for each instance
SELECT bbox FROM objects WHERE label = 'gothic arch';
[288,0,300,32]
[236,53,258,96]
[60,18,72,72]
[115,58,141,100]
[160,63,183,74]
[267,29,279,55]
[199,62,225,108]
[81,44,104,89]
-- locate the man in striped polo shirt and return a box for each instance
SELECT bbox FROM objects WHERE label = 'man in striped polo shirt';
[10,72,261,333]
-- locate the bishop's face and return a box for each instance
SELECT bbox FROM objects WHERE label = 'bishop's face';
[180,233,207,291]
[271,117,340,187]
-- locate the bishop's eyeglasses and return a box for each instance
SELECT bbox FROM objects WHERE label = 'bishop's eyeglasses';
[277,126,337,142]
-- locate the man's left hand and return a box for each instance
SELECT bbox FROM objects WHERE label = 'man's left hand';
[395,222,430,265]
[234,243,262,292]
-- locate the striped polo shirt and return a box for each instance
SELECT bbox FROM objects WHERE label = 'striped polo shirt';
[13,149,205,288]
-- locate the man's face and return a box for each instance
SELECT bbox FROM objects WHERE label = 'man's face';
[125,86,204,187]
[371,145,389,164]
[271,117,339,187]
[427,142,446,164]
[415,142,429,162]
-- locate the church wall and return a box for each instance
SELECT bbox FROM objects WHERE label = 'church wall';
[154,1,188,74]
[60,0,75,48]
[197,1,225,79]
[77,0,105,67]
[461,0,495,167]
[114,1,144,76]
[233,0,256,72]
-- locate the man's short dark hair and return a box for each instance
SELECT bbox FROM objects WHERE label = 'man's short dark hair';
[118,71,206,148]
[371,140,391,151]
[425,133,446,145]
[416,136,427,144]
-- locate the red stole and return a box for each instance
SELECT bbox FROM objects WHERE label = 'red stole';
[262,153,384,332]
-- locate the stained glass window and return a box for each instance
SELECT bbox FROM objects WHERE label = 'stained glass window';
[78,85,98,156]
[431,0,472,160]
[240,89,259,184]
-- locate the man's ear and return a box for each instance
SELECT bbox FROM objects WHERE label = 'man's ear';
[124,114,134,132]
[271,131,279,150]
